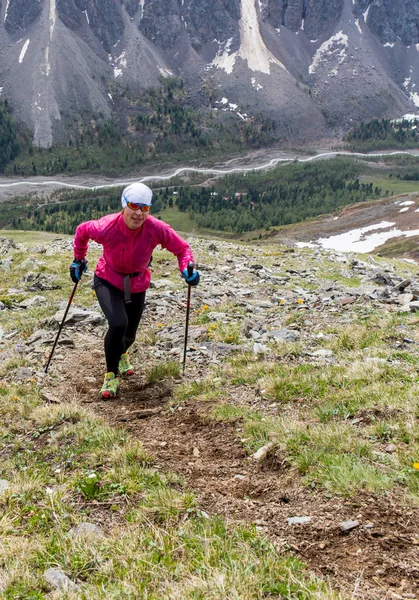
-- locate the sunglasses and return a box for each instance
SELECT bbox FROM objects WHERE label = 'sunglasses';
[126,201,151,212]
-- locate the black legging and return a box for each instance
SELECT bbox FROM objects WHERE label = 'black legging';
[94,275,146,375]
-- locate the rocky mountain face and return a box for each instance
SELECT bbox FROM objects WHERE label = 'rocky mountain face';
[0,0,418,147]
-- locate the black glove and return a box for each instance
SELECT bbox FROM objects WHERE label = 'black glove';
[70,258,88,284]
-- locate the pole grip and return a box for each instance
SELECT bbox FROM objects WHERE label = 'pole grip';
[187,261,195,278]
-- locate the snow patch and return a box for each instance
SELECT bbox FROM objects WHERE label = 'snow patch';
[108,93,113,101]
[355,19,362,34]
[363,5,370,22]
[19,39,30,63]
[110,51,127,78]
[303,222,419,253]
[384,42,394,48]
[83,10,89,24]
[411,92,419,108]
[0,87,3,95]
[309,31,349,75]
[158,67,173,78]
[4,0,10,23]
[251,77,263,90]
[399,201,415,207]
[400,207,410,213]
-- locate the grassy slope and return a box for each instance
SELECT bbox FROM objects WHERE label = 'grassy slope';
[1,231,419,596]
[0,233,339,599]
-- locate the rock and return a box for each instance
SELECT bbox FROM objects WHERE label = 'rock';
[26,329,51,345]
[0,479,10,494]
[397,293,414,305]
[54,307,105,326]
[0,237,17,255]
[371,272,394,286]
[152,279,179,289]
[18,295,47,308]
[287,516,312,525]
[20,258,41,271]
[338,296,356,305]
[13,367,33,381]
[268,328,300,342]
[311,349,334,358]
[69,522,104,539]
[208,243,218,251]
[339,520,360,532]
[24,273,61,291]
[384,443,397,453]
[44,568,80,592]
[408,301,419,312]
[392,279,411,292]
[253,342,270,354]
[250,442,274,462]
[0,258,12,270]
[41,391,62,404]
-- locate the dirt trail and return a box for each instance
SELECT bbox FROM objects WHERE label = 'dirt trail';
[45,334,419,600]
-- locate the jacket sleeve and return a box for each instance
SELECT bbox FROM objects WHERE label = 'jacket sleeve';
[156,222,194,272]
[72,219,106,260]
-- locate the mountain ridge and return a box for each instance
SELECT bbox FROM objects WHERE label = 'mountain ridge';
[0,0,419,148]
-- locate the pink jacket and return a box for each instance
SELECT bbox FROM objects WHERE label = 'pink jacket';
[73,213,194,293]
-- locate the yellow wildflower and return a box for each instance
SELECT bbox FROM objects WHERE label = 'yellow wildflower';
[414,463,419,471]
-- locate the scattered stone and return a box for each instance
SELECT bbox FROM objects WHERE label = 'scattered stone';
[44,568,80,592]
[311,349,334,358]
[253,342,270,355]
[339,520,360,532]
[54,307,105,326]
[208,243,218,251]
[268,328,300,342]
[0,258,12,270]
[408,301,419,312]
[0,237,17,255]
[13,367,33,381]
[18,295,47,308]
[392,279,411,292]
[338,296,356,305]
[250,442,274,462]
[384,443,397,453]
[193,447,200,457]
[0,479,10,494]
[41,391,62,404]
[287,516,312,525]
[371,272,394,286]
[69,522,104,539]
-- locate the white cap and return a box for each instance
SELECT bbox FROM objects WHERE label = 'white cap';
[121,182,153,208]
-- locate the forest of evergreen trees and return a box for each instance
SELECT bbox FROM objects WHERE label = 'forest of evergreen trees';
[0,159,382,235]
[345,118,419,152]
[0,100,22,171]
[2,77,281,176]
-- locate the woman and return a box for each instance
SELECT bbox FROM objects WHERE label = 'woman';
[70,182,199,399]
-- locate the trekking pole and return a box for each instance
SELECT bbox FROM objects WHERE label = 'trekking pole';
[182,261,195,376]
[44,281,79,374]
